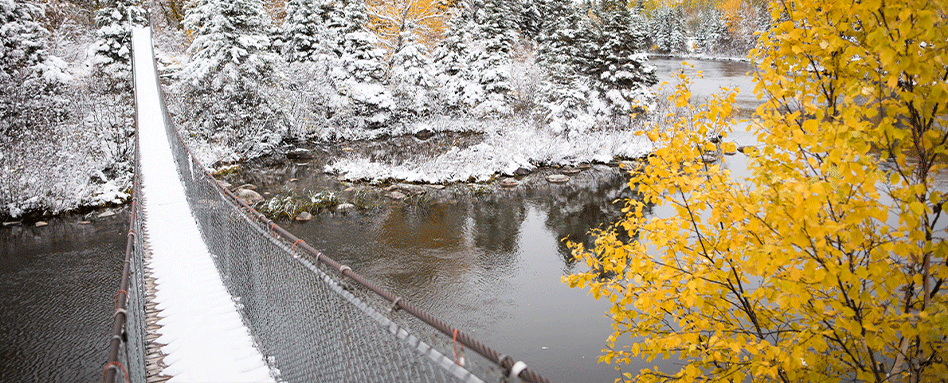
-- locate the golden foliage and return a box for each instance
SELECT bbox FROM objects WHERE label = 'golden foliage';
[363,0,453,53]
[565,0,948,381]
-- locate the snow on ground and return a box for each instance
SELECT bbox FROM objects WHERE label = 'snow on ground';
[327,120,654,184]
[132,27,274,382]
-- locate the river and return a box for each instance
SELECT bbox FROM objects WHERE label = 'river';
[0,58,758,382]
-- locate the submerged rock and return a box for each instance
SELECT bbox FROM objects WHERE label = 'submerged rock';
[387,191,407,200]
[287,148,314,160]
[499,178,519,188]
[547,174,570,184]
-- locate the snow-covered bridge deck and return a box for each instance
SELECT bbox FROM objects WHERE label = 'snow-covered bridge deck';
[131,27,273,382]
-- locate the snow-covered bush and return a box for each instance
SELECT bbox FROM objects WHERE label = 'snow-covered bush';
[176,0,287,160]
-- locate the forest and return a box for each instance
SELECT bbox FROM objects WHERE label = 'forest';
[0,0,768,219]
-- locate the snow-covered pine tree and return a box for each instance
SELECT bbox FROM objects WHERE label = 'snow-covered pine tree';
[534,0,597,134]
[332,0,393,127]
[695,9,729,55]
[471,0,514,116]
[649,5,687,54]
[388,32,433,119]
[431,5,482,115]
[578,0,656,119]
[179,0,285,158]
[0,0,69,139]
[280,0,325,62]
[88,0,147,91]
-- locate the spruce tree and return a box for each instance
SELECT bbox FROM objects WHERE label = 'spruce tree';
[579,0,656,116]
[431,6,482,115]
[472,0,514,116]
[650,6,687,54]
[280,0,324,62]
[334,0,393,126]
[695,9,729,55]
[89,0,147,91]
[389,32,433,119]
[179,0,284,158]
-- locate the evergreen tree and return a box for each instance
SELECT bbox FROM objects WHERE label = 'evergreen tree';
[389,32,433,118]
[431,6,482,115]
[534,0,588,132]
[695,9,729,55]
[0,0,69,139]
[579,0,656,115]
[334,0,393,126]
[179,0,284,158]
[650,6,687,54]
[280,0,325,62]
[89,0,147,90]
[471,0,514,116]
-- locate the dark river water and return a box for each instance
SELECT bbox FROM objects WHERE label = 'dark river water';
[0,58,757,383]
[0,212,128,382]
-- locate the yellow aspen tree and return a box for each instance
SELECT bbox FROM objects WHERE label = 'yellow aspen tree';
[564,0,948,381]
[363,0,453,53]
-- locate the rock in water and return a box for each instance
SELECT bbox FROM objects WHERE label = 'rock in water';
[547,174,570,184]
[236,188,264,205]
[387,191,407,201]
[238,184,257,190]
[97,211,115,218]
[335,203,357,213]
[415,129,435,140]
[514,167,532,176]
[499,178,519,188]
[561,167,581,175]
[287,148,314,160]
[700,154,718,164]
[295,212,313,221]
[35,221,48,227]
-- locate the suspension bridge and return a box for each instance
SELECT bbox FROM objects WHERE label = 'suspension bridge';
[102,27,550,383]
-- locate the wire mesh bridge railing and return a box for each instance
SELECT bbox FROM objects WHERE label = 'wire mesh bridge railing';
[104,27,552,383]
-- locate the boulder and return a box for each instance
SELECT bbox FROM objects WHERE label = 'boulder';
[547,174,570,183]
[287,148,314,160]
[295,212,313,221]
[236,188,264,205]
